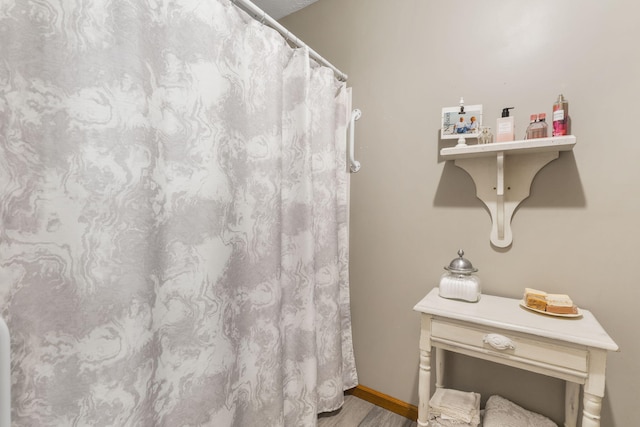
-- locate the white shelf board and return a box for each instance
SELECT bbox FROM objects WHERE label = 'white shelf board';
[440,135,576,159]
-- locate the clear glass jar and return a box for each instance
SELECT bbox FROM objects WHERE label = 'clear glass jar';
[478,127,493,144]
[438,250,481,302]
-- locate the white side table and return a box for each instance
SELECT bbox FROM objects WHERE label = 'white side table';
[414,289,618,427]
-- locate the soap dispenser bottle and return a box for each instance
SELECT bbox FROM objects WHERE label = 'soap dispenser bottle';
[496,107,515,142]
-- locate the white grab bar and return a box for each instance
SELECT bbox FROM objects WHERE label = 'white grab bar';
[348,108,362,173]
[0,316,9,427]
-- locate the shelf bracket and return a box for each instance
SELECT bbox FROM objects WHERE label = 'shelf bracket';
[454,151,560,248]
[440,136,576,247]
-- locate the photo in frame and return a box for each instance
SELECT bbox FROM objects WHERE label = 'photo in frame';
[441,104,483,140]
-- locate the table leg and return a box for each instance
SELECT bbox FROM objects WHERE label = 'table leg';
[581,392,602,427]
[580,348,607,427]
[564,381,579,427]
[435,347,445,390]
[418,347,431,427]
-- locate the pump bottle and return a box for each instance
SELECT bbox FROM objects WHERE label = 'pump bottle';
[496,107,515,142]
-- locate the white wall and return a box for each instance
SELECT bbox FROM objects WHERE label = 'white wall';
[282,1,640,425]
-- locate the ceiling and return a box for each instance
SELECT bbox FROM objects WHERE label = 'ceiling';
[251,0,319,19]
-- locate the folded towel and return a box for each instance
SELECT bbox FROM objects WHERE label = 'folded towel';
[482,395,557,427]
[428,388,481,426]
[427,416,476,427]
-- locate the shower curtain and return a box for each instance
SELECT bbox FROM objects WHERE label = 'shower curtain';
[0,0,357,425]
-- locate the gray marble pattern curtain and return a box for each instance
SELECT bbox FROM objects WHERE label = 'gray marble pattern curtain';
[0,0,357,425]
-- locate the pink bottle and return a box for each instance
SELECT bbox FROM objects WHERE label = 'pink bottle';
[525,114,538,139]
[536,113,549,138]
[552,94,568,136]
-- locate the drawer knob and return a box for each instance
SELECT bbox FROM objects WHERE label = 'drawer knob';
[483,334,515,350]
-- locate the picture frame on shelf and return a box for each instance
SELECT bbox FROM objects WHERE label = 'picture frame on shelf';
[441,104,483,140]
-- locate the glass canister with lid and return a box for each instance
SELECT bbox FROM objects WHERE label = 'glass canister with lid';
[439,249,481,302]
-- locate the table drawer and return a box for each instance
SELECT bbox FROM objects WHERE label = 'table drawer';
[431,319,588,373]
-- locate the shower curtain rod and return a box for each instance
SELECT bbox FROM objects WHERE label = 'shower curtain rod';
[231,0,348,81]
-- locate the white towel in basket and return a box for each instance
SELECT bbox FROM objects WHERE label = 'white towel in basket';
[428,388,481,426]
[482,395,557,427]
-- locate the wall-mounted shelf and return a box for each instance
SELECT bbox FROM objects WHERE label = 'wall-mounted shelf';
[440,136,576,248]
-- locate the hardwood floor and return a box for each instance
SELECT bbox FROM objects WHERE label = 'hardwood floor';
[318,395,417,427]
